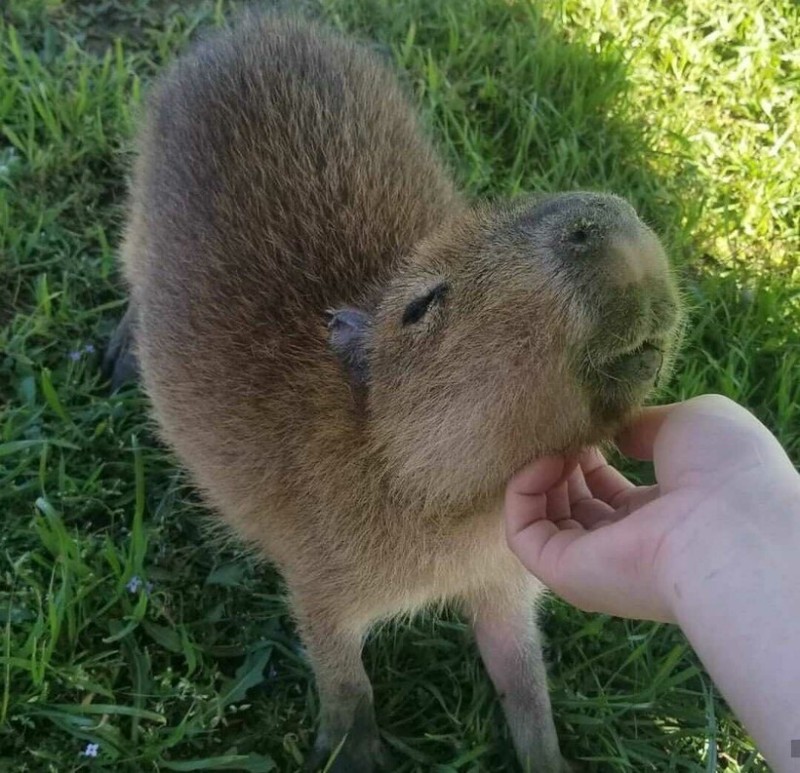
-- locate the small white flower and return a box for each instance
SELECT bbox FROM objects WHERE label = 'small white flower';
[126,576,142,593]
[81,742,100,757]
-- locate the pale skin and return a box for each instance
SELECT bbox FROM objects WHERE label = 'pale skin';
[505,394,800,772]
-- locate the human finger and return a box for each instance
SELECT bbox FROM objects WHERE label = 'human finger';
[505,456,568,540]
[580,448,636,507]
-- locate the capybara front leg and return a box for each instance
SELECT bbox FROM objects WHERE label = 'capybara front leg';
[467,583,573,773]
[297,610,389,773]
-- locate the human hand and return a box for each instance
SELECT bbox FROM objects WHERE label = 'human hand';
[505,394,800,623]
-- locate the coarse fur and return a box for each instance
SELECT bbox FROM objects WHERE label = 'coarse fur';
[114,13,682,772]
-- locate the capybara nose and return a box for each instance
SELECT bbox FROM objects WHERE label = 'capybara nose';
[550,194,670,287]
[604,224,670,287]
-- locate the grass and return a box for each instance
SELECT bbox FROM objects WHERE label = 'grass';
[1,0,798,770]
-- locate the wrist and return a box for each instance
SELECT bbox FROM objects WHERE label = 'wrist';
[655,472,800,623]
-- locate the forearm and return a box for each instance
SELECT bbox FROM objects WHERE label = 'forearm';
[663,486,800,771]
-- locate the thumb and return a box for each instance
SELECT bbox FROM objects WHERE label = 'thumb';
[620,395,793,492]
[616,403,678,460]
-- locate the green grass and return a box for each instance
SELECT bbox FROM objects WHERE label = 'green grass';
[1,0,798,770]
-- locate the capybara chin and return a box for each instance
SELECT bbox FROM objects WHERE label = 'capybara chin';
[109,13,682,772]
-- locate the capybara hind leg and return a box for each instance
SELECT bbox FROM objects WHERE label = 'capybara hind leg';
[466,582,573,773]
[102,303,139,390]
[298,611,389,772]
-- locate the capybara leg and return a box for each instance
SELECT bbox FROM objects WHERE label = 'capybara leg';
[467,583,573,773]
[102,303,139,390]
[299,613,389,773]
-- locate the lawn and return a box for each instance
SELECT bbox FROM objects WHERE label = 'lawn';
[1,0,798,771]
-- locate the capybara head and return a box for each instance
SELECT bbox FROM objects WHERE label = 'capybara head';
[329,192,682,501]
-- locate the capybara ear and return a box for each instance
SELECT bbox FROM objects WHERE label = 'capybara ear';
[327,307,372,385]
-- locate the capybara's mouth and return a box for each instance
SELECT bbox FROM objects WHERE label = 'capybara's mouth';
[582,337,669,419]
[600,340,664,385]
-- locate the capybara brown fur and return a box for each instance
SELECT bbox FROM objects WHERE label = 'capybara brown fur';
[109,13,682,772]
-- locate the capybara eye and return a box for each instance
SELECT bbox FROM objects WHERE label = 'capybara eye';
[401,282,449,326]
